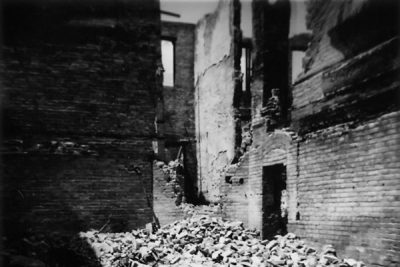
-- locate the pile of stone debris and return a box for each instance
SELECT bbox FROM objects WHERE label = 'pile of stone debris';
[80,215,365,267]
[180,202,223,218]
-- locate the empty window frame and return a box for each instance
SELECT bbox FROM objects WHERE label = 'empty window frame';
[241,45,252,92]
[240,39,252,108]
[161,39,174,87]
[290,50,305,84]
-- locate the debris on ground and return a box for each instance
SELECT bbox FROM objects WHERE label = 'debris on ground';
[180,203,223,218]
[80,215,365,267]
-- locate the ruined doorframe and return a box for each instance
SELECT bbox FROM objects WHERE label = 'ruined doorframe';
[262,163,288,240]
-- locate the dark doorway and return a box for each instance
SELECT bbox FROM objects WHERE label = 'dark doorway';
[182,142,198,204]
[262,164,287,240]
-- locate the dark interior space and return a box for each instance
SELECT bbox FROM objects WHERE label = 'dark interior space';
[260,0,290,120]
[262,164,287,240]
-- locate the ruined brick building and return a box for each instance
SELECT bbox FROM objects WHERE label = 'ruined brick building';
[1,0,162,265]
[1,0,399,266]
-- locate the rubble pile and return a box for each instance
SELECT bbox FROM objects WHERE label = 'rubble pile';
[180,203,223,218]
[80,215,365,267]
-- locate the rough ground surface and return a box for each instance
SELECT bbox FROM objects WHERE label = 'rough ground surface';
[80,213,365,267]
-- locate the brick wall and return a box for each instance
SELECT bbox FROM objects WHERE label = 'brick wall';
[2,148,154,234]
[303,0,398,74]
[157,22,198,204]
[243,112,400,266]
[153,162,184,226]
[194,0,240,202]
[288,10,400,264]
[1,0,160,252]
[292,37,399,133]
[287,112,400,266]
[221,0,400,266]
[221,152,250,225]
[161,22,196,141]
[247,129,292,231]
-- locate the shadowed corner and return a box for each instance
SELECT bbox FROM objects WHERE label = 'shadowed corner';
[1,196,103,267]
[0,0,159,265]
[0,153,152,267]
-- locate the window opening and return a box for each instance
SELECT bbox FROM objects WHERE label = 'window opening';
[161,39,174,87]
[240,40,252,108]
[291,50,305,84]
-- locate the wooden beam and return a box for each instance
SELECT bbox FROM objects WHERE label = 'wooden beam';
[161,10,181,18]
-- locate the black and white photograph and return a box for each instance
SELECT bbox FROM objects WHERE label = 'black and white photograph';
[0,0,399,266]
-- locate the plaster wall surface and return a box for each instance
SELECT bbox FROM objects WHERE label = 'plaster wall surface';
[195,0,237,202]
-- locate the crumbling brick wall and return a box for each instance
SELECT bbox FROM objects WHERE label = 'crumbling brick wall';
[152,162,185,226]
[209,0,400,265]
[236,0,291,234]
[152,22,198,224]
[292,0,399,132]
[221,152,250,225]
[241,0,400,266]
[161,22,196,143]
[158,22,198,204]
[247,130,291,231]
[286,1,400,265]
[245,111,400,267]
[195,0,241,202]
[287,112,400,266]
[1,0,160,246]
